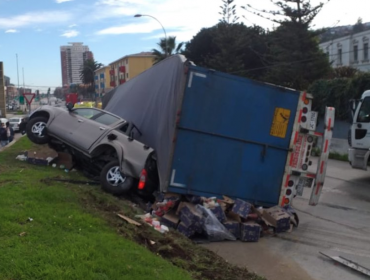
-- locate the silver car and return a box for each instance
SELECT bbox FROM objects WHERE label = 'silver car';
[9,117,24,132]
[26,103,156,195]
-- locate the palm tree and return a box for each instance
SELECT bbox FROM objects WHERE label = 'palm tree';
[80,59,103,98]
[152,36,184,63]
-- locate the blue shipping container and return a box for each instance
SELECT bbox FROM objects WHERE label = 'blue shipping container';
[168,66,300,206]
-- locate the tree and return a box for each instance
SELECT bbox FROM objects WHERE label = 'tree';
[152,36,184,63]
[219,0,239,24]
[242,0,331,90]
[353,17,365,34]
[53,87,63,99]
[80,59,103,98]
[185,23,268,80]
[242,0,328,26]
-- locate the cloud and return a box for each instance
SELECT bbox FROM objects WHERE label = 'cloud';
[92,0,230,41]
[61,29,79,37]
[0,11,73,29]
[55,0,74,3]
[96,22,158,35]
[69,24,77,27]
[5,29,18,33]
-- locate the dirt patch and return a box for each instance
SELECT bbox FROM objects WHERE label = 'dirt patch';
[75,188,264,280]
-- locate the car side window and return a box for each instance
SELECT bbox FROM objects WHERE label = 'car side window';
[117,123,129,134]
[73,108,101,119]
[93,113,120,126]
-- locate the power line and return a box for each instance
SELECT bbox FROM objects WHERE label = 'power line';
[230,46,370,74]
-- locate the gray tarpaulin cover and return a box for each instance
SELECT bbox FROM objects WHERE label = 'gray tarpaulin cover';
[104,55,189,190]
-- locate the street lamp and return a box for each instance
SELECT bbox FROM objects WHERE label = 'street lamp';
[134,14,168,57]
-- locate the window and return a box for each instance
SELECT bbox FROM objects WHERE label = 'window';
[338,48,342,64]
[117,123,129,134]
[357,97,370,122]
[73,108,101,119]
[354,45,358,61]
[364,43,369,60]
[93,113,120,125]
[126,73,129,79]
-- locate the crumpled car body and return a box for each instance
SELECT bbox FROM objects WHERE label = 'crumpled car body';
[26,105,157,194]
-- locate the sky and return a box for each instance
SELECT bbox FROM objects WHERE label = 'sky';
[0,0,369,93]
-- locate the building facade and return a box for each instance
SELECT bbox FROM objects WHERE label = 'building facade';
[60,42,94,87]
[94,66,112,96]
[109,52,155,88]
[319,29,370,71]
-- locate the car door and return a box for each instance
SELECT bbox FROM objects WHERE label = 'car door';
[68,110,122,151]
[47,108,91,143]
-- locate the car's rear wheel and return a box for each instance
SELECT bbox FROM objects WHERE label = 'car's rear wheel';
[100,160,134,195]
[26,116,49,144]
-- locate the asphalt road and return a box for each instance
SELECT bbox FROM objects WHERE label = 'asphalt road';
[204,159,370,280]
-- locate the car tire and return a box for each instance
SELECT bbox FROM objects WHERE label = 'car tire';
[26,116,49,144]
[100,160,134,195]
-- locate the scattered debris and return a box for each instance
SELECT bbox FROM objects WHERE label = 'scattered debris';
[26,147,58,166]
[19,232,27,237]
[116,213,141,226]
[320,252,370,276]
[27,217,33,222]
[144,193,297,242]
[15,155,27,161]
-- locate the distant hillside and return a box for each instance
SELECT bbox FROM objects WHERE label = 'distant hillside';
[319,22,370,43]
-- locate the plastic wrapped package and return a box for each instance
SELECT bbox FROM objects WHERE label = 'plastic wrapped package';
[196,205,236,242]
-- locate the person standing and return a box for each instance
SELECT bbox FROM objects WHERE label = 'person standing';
[6,122,14,142]
[19,118,27,135]
[0,122,9,147]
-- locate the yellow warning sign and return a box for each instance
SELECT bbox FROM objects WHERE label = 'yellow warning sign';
[270,107,291,138]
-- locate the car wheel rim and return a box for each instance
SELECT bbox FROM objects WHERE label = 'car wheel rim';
[106,166,126,186]
[31,121,46,137]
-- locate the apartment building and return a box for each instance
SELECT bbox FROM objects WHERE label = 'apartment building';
[109,52,155,88]
[319,29,370,71]
[94,66,112,96]
[60,42,94,87]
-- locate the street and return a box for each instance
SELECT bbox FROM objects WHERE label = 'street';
[204,159,370,280]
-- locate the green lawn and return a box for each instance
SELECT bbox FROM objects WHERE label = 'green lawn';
[0,137,263,280]
[0,138,192,280]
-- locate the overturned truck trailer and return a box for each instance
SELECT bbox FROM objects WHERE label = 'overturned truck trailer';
[104,55,334,207]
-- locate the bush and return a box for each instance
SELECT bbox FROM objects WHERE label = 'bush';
[308,72,370,120]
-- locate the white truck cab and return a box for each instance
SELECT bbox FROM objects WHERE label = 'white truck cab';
[348,90,370,170]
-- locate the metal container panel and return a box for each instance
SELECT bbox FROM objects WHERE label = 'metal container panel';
[168,66,300,206]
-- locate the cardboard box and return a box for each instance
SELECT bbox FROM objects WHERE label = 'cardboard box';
[179,205,204,230]
[222,219,240,239]
[262,206,291,233]
[160,212,180,229]
[240,222,261,242]
[185,194,203,205]
[209,205,226,223]
[177,222,196,237]
[226,211,242,223]
[231,199,252,219]
[26,147,58,166]
[55,152,74,169]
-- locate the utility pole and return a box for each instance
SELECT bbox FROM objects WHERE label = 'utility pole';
[16,54,20,98]
[22,67,28,113]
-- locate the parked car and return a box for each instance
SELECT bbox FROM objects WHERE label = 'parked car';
[25,103,158,195]
[9,117,24,132]
[0,118,8,125]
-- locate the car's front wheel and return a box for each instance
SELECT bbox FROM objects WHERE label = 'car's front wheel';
[100,160,134,195]
[26,116,49,144]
